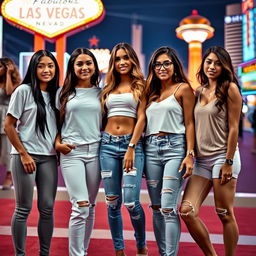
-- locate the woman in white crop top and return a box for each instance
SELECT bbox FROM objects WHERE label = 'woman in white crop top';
[100,43,147,256]
[4,50,59,256]
[144,46,195,256]
[55,48,102,256]
[180,46,242,256]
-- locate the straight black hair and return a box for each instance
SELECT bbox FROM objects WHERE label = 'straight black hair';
[22,50,59,138]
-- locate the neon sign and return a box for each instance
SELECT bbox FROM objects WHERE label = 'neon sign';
[1,0,105,39]
[242,63,256,73]
[241,0,255,62]
[242,0,254,46]
[224,15,242,24]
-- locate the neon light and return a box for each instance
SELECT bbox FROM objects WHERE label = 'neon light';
[240,72,256,82]
[242,90,256,95]
[242,0,254,46]
[242,9,255,61]
[224,15,242,24]
[242,63,256,73]
[1,0,105,39]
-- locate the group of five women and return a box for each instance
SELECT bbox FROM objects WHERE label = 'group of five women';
[4,42,242,256]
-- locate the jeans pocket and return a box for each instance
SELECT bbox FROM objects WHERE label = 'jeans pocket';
[169,135,185,149]
[101,137,109,145]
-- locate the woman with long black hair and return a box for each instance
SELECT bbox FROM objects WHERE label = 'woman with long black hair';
[4,50,59,256]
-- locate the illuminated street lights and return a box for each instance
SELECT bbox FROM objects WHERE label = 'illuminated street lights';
[176,10,214,89]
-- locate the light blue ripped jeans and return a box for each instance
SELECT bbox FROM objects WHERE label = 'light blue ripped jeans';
[60,142,101,256]
[99,132,146,251]
[144,134,186,256]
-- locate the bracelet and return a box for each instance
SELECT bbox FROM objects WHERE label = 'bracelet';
[186,150,195,157]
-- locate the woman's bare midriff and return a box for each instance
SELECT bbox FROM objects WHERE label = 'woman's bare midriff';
[104,116,136,135]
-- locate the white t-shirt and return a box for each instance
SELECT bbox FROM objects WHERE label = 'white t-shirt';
[7,84,58,155]
[56,86,102,146]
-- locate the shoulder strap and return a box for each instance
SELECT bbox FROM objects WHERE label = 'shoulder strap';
[173,83,183,95]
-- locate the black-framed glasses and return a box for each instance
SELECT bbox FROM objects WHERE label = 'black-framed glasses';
[154,61,173,70]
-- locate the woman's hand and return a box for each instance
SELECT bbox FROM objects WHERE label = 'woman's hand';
[20,153,36,174]
[124,147,135,172]
[6,62,14,75]
[179,155,194,179]
[55,142,76,155]
[220,163,233,185]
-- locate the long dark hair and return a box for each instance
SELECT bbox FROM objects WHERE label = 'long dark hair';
[59,48,100,125]
[146,46,190,106]
[22,50,59,138]
[197,46,241,111]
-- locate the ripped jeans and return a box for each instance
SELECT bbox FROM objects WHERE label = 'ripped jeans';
[60,142,101,256]
[144,134,186,256]
[99,132,146,251]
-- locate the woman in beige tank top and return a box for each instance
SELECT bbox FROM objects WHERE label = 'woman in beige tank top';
[180,46,242,256]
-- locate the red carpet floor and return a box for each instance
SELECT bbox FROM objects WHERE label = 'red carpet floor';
[0,199,256,255]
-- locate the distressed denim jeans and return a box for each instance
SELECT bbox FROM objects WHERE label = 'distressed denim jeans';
[144,134,186,256]
[60,142,101,256]
[99,132,146,251]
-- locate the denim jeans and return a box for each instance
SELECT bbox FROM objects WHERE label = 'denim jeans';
[99,132,146,251]
[144,134,186,256]
[60,142,101,256]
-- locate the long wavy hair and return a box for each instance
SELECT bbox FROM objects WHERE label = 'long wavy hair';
[22,50,59,138]
[100,42,145,112]
[59,48,100,126]
[0,57,21,85]
[146,46,190,106]
[197,46,241,111]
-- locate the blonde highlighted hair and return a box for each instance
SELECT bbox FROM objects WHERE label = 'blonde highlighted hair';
[101,43,145,112]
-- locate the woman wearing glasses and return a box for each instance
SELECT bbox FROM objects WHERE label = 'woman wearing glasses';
[144,46,195,256]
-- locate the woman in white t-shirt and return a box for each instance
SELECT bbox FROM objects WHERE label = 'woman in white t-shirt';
[4,50,60,256]
[55,48,102,256]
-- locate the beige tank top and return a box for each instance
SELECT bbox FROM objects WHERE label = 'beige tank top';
[194,90,228,157]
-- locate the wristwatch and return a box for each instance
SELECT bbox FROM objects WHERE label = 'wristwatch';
[225,159,233,165]
[187,150,195,157]
[128,143,136,148]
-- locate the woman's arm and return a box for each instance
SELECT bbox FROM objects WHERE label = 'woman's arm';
[123,97,147,171]
[55,133,76,155]
[5,63,20,95]
[179,84,196,179]
[4,114,36,173]
[220,82,242,184]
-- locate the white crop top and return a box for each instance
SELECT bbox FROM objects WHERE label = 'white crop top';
[145,84,185,136]
[106,93,138,118]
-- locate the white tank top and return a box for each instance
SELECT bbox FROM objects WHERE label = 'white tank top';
[145,83,185,136]
[106,93,138,118]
